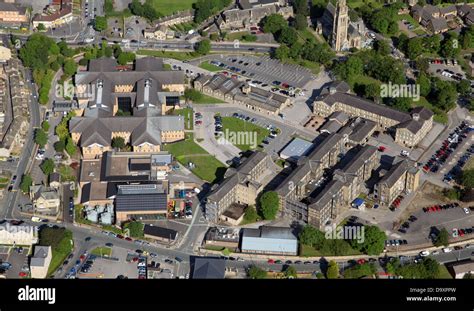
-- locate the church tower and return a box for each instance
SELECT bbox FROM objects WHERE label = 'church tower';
[331,0,349,52]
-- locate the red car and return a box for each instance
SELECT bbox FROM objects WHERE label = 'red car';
[267,259,275,264]
[378,146,386,152]
[79,255,86,261]
[459,229,465,237]
[195,120,202,125]
[125,237,133,241]
[357,259,366,265]
[281,83,289,89]
[117,234,124,239]
[18,272,28,277]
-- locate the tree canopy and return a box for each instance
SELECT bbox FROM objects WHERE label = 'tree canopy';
[259,191,279,220]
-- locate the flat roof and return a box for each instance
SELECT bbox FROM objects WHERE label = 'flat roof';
[279,138,313,160]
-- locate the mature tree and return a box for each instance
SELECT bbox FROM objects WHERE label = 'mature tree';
[417,73,431,97]
[37,23,46,31]
[258,191,279,220]
[462,169,474,189]
[262,14,287,34]
[94,16,107,32]
[440,34,460,58]
[350,225,387,255]
[19,33,58,70]
[243,205,258,223]
[111,137,126,150]
[193,0,232,24]
[299,225,325,249]
[429,78,458,111]
[274,44,290,60]
[184,88,203,102]
[343,263,376,279]
[19,174,33,193]
[40,158,55,176]
[195,39,211,55]
[65,136,77,156]
[277,26,298,46]
[374,39,391,55]
[117,52,136,65]
[406,37,424,60]
[54,139,66,153]
[123,221,144,238]
[326,260,339,279]
[293,13,307,31]
[41,121,50,132]
[292,0,308,16]
[63,59,78,76]
[34,129,48,148]
[248,266,267,279]
[415,58,430,73]
[335,56,363,80]
[434,228,449,247]
[457,79,471,96]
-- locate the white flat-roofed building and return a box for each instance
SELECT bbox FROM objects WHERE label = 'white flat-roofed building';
[241,225,298,255]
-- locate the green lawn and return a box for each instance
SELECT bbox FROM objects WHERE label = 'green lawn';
[225,31,251,41]
[221,117,270,151]
[90,247,112,257]
[163,133,226,182]
[137,50,199,61]
[192,92,225,104]
[149,0,196,16]
[172,107,194,130]
[47,230,73,276]
[199,61,222,72]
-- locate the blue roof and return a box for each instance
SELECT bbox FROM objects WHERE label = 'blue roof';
[353,198,365,206]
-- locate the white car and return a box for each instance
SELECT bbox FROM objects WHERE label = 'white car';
[400,150,410,157]
[463,208,470,214]
[31,216,41,222]
[419,250,430,257]
[442,247,452,253]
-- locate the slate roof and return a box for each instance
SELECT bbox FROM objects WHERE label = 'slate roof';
[192,257,226,279]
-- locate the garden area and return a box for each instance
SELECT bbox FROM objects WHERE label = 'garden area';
[162,133,226,183]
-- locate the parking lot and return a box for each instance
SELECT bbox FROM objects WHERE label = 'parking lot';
[77,247,139,279]
[421,121,473,180]
[428,59,467,82]
[208,55,314,89]
[3,246,30,279]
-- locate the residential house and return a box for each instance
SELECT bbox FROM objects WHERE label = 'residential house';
[30,246,52,279]
[32,0,74,29]
[29,185,61,216]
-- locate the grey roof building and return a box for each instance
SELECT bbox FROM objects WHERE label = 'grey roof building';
[70,57,186,158]
[192,257,226,279]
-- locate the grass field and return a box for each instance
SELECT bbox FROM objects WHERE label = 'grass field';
[437,265,453,279]
[221,117,270,151]
[199,61,222,72]
[150,0,196,16]
[137,50,199,61]
[192,91,225,104]
[163,133,226,182]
